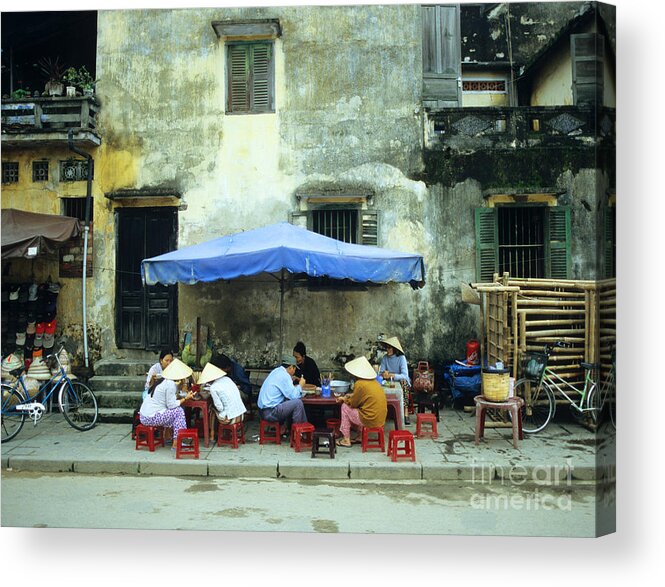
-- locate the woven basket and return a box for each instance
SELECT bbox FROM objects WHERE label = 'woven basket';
[482,369,510,402]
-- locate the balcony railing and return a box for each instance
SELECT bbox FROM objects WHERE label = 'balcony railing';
[424,105,615,151]
[1,95,101,147]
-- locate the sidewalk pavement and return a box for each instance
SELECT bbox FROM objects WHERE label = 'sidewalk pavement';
[1,409,615,484]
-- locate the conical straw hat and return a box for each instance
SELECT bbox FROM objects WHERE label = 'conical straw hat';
[161,358,193,381]
[381,336,404,354]
[344,356,377,380]
[197,362,226,385]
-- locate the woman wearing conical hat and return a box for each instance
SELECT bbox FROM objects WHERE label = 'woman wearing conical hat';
[139,358,195,449]
[378,336,412,425]
[197,362,246,442]
[335,356,387,448]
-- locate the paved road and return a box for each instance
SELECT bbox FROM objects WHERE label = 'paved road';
[1,471,610,537]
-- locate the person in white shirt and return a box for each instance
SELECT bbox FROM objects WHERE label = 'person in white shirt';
[197,362,247,440]
[143,348,174,401]
[139,358,195,447]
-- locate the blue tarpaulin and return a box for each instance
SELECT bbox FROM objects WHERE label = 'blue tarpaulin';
[141,222,425,288]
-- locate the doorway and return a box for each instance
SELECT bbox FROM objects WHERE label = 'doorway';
[116,207,177,350]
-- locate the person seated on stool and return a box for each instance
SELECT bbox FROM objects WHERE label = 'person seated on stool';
[378,336,412,425]
[211,352,252,404]
[197,362,246,441]
[143,348,174,401]
[336,356,387,448]
[257,354,308,437]
[139,358,195,449]
[292,341,321,387]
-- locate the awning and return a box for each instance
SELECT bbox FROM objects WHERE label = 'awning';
[1,208,82,260]
[141,222,425,288]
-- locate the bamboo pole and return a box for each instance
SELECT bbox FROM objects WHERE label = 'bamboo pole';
[518,299,586,307]
[525,328,585,337]
[517,290,586,298]
[517,308,586,315]
[512,291,518,378]
[525,319,586,327]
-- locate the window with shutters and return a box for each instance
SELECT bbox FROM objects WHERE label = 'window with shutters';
[571,33,604,106]
[289,205,379,290]
[475,205,571,281]
[422,4,461,108]
[226,42,274,114]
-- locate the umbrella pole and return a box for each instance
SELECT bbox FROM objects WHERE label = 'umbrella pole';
[279,269,285,359]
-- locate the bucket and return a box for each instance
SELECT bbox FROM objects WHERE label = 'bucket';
[466,340,480,365]
[482,368,510,402]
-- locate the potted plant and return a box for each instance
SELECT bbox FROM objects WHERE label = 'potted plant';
[63,66,97,96]
[38,56,66,97]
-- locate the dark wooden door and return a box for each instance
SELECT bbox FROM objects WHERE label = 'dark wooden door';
[116,207,177,350]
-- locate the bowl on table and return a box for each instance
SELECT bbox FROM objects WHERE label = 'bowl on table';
[330,380,351,394]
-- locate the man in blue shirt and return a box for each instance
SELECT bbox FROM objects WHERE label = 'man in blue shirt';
[258,354,308,434]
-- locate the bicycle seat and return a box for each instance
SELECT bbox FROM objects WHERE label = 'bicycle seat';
[579,362,600,371]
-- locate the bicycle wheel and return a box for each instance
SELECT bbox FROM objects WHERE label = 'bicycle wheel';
[513,378,556,433]
[58,380,98,431]
[2,384,26,443]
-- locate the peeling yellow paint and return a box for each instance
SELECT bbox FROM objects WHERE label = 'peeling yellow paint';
[487,194,558,206]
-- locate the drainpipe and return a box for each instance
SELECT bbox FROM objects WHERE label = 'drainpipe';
[67,129,92,369]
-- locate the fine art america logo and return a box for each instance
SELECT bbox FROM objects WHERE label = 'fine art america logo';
[469,458,575,511]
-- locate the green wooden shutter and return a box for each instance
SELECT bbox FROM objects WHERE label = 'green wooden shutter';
[360,210,378,246]
[422,4,461,107]
[604,206,615,278]
[251,43,273,112]
[546,206,571,278]
[571,33,604,106]
[475,207,498,282]
[227,44,250,112]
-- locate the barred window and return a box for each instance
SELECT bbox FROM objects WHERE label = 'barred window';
[63,197,94,222]
[33,161,49,182]
[462,79,507,93]
[2,162,19,183]
[60,159,93,182]
[312,209,359,244]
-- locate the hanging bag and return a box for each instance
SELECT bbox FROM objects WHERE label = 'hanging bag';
[412,361,435,394]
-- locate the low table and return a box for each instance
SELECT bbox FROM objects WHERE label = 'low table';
[182,398,211,448]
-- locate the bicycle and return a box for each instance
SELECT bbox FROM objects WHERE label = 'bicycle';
[1,347,99,443]
[513,342,616,433]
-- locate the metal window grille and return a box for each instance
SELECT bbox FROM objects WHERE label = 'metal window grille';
[498,207,545,278]
[2,162,19,183]
[312,209,358,244]
[32,161,49,182]
[63,197,93,222]
[462,79,507,93]
[60,159,93,182]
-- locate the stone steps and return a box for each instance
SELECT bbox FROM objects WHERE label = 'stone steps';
[89,375,145,393]
[93,390,142,409]
[97,407,136,424]
[94,358,153,377]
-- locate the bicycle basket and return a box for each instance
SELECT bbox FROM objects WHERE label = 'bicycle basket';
[522,353,547,381]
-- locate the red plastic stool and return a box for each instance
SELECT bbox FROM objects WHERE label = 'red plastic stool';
[326,418,341,438]
[416,413,438,438]
[175,429,199,459]
[259,420,281,445]
[135,424,165,452]
[387,430,416,462]
[361,426,385,453]
[217,421,246,449]
[290,422,315,452]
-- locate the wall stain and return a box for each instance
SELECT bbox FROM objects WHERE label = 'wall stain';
[311,519,340,533]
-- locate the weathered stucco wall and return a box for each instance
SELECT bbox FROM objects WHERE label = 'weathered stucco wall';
[50,2,614,371]
[92,5,452,369]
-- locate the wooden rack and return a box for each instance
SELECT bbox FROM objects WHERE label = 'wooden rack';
[471,274,616,396]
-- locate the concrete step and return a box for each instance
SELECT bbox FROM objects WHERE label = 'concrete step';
[95,390,142,409]
[89,375,146,392]
[97,407,135,424]
[94,359,154,377]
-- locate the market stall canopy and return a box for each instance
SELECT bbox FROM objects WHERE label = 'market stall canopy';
[1,208,82,260]
[141,222,425,288]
